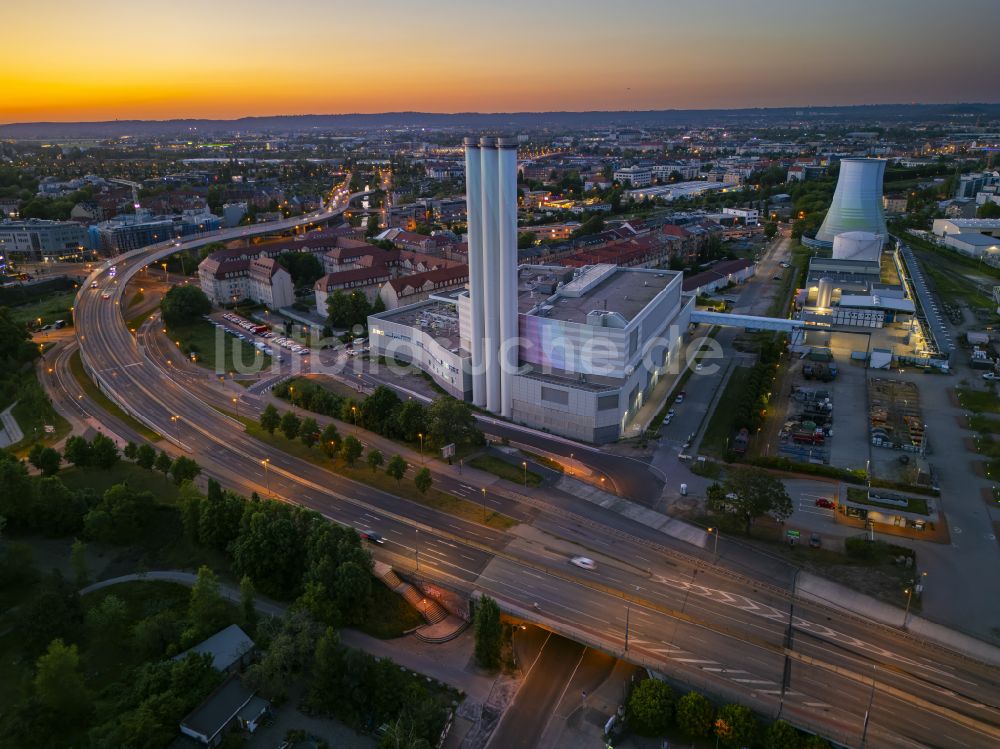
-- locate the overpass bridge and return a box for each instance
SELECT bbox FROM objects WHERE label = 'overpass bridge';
[690,309,808,333]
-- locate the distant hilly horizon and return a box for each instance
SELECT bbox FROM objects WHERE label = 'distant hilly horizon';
[3,102,1000,139]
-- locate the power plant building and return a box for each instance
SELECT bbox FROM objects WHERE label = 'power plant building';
[815,159,887,246]
[368,136,693,443]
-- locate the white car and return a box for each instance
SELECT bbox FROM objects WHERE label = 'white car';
[570,556,596,571]
[983,372,999,381]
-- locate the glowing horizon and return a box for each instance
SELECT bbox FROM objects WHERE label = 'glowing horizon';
[3,0,997,124]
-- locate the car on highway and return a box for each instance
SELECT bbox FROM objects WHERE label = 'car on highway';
[815,498,835,508]
[983,372,999,381]
[570,556,596,570]
[101,293,110,300]
[91,281,99,288]
[360,531,385,545]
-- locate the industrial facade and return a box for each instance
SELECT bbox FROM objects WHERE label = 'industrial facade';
[368,135,694,443]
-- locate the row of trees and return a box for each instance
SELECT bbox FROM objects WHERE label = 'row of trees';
[626,678,830,748]
[707,465,793,535]
[273,380,483,452]
[258,403,434,494]
[326,288,385,330]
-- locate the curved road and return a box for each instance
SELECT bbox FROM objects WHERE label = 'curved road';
[65,187,1000,748]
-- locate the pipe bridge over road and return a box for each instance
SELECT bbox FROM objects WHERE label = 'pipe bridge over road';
[690,310,808,333]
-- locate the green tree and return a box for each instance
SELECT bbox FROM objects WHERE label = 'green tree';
[362,386,401,435]
[764,719,802,749]
[62,435,92,467]
[280,410,301,440]
[299,417,320,449]
[800,735,832,749]
[627,678,674,736]
[335,560,372,626]
[185,565,228,644]
[676,692,714,737]
[764,222,778,239]
[83,483,155,543]
[426,396,480,448]
[395,401,427,442]
[34,639,90,720]
[86,593,128,652]
[367,448,384,472]
[723,465,792,534]
[135,443,156,470]
[19,571,83,655]
[70,538,89,587]
[386,454,407,482]
[414,467,432,494]
[123,441,139,461]
[240,575,257,631]
[715,703,757,748]
[90,433,119,469]
[29,445,61,476]
[171,456,201,485]
[160,284,211,326]
[321,423,341,456]
[379,717,433,749]
[340,435,363,465]
[260,403,280,434]
[978,201,1000,219]
[473,595,501,669]
[154,450,173,477]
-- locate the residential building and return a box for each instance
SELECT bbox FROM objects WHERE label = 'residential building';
[932,218,1000,238]
[0,219,86,260]
[173,625,255,675]
[883,194,908,214]
[613,166,653,188]
[378,264,469,309]
[247,257,294,310]
[179,675,269,747]
[87,210,221,254]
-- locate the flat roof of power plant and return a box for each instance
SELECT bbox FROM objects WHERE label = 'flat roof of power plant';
[377,298,464,352]
[518,264,679,324]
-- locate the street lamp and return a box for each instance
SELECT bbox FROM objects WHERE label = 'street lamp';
[707,526,720,559]
[481,487,487,522]
[903,571,927,628]
[232,396,239,421]
[351,405,357,426]
[418,432,424,461]
[261,458,270,496]
[170,415,179,441]
[522,461,528,486]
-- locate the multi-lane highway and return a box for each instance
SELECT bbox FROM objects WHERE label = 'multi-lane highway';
[64,193,1000,748]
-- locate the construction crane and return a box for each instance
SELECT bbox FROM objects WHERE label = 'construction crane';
[108,178,143,217]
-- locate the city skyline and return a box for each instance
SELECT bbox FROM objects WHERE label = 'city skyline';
[4,0,999,123]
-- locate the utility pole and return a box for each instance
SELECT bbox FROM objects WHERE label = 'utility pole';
[861,665,877,748]
[624,604,630,652]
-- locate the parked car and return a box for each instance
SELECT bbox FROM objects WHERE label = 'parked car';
[815,498,835,509]
[809,533,822,548]
[570,556,596,570]
[675,392,685,403]
[983,372,999,381]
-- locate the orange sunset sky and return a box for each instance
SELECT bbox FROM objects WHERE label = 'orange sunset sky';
[3,0,998,123]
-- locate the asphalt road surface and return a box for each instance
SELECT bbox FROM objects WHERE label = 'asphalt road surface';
[64,206,1000,749]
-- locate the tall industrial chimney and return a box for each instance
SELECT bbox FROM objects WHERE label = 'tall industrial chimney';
[479,137,501,413]
[497,137,519,419]
[463,137,487,407]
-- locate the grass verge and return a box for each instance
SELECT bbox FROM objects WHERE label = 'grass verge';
[468,455,543,487]
[518,449,565,473]
[68,350,162,442]
[360,583,426,639]
[242,420,517,530]
[700,365,752,456]
[166,319,270,375]
[845,486,929,515]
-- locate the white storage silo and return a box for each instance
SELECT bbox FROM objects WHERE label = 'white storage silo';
[816,277,834,309]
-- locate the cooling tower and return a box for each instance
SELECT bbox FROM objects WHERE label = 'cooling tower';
[816,159,887,244]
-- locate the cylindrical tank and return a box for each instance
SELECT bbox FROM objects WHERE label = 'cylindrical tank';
[832,231,883,261]
[817,277,834,308]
